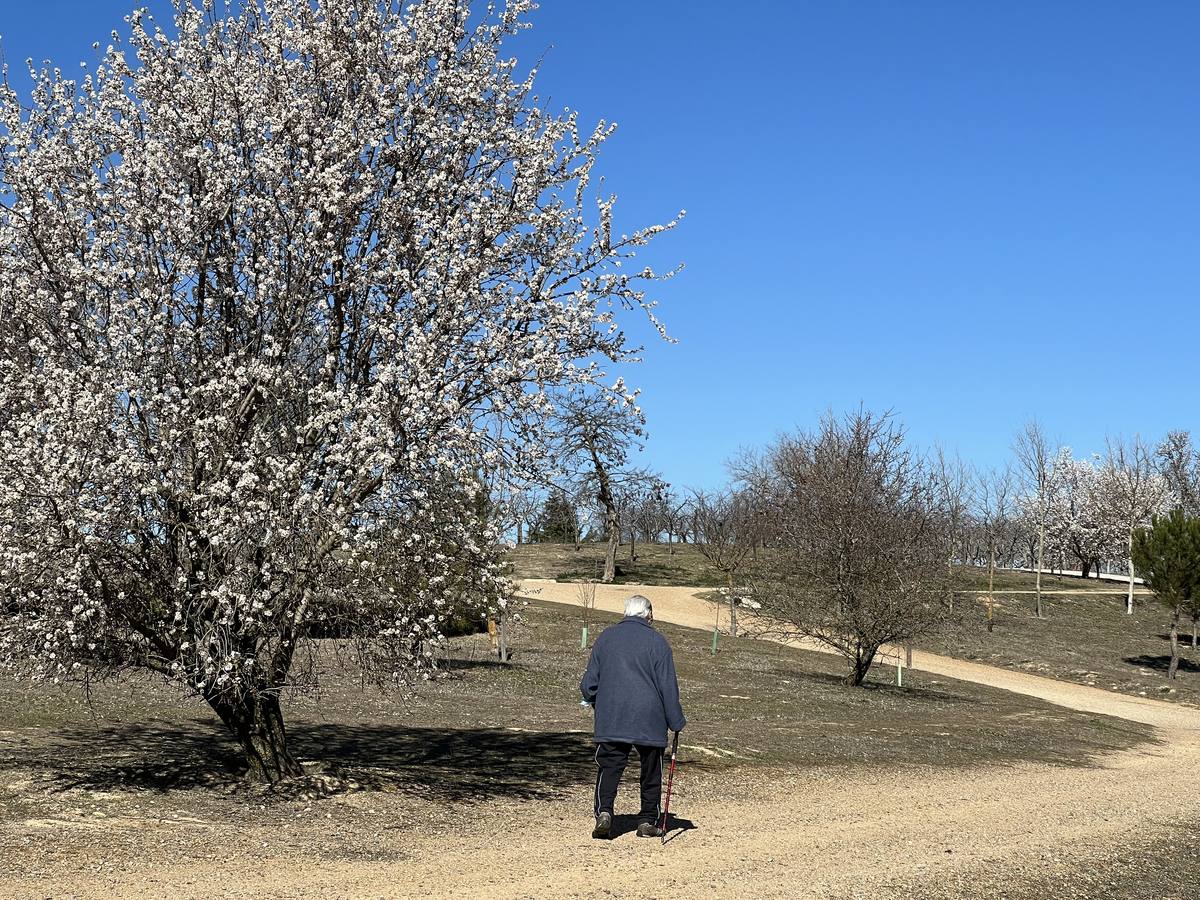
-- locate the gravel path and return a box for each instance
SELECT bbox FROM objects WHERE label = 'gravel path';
[5,581,1197,899]
[27,739,1197,899]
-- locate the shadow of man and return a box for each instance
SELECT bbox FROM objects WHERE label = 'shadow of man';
[606,813,698,843]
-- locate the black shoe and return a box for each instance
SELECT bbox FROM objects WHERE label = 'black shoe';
[592,811,612,839]
[636,821,664,838]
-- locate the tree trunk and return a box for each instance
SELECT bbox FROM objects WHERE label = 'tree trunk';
[1080,558,1092,579]
[947,554,955,615]
[498,611,511,663]
[1192,615,1197,650]
[602,514,618,583]
[209,691,303,784]
[846,644,878,686]
[1035,522,1045,618]
[727,572,738,638]
[589,445,620,584]
[1126,532,1136,615]
[516,521,523,546]
[987,543,996,633]
[629,528,636,563]
[1167,606,1181,680]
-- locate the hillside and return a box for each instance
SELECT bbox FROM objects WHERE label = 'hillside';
[509,543,1198,707]
[507,540,726,586]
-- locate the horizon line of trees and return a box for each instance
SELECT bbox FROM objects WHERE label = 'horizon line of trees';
[503,419,1199,593]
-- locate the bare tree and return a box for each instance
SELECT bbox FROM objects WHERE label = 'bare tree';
[976,466,1015,632]
[659,488,692,555]
[495,485,540,546]
[692,489,758,636]
[934,448,974,614]
[627,493,656,545]
[623,474,669,562]
[728,446,781,558]
[745,411,953,685]
[551,391,645,583]
[576,578,598,646]
[1013,420,1054,618]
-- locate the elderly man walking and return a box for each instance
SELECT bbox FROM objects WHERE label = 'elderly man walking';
[579,594,686,840]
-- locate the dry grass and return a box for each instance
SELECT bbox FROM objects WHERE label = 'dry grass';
[510,545,1194,709]
[507,541,725,586]
[0,600,1151,797]
[931,568,1200,707]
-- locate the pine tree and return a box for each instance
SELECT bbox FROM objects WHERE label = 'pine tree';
[1131,509,1200,679]
[531,494,577,544]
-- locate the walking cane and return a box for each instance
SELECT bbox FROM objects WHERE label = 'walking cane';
[659,730,680,845]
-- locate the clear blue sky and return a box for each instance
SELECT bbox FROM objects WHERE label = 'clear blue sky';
[4,2,1198,489]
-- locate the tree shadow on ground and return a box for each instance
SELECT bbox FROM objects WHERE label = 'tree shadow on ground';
[795,667,978,705]
[1156,632,1200,648]
[1124,654,1200,674]
[438,657,511,671]
[1,719,595,803]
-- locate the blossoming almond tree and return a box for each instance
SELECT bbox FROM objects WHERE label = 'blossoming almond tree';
[1101,436,1171,614]
[0,0,678,782]
[1042,449,1123,579]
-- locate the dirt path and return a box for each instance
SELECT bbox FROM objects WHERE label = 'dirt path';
[31,736,1194,900]
[6,582,1199,899]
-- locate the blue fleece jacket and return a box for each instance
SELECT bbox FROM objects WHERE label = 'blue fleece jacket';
[579,616,686,747]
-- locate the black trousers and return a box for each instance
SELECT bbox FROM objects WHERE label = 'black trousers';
[593,741,664,823]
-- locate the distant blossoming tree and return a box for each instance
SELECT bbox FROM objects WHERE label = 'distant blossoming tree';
[1101,436,1171,614]
[1157,431,1200,516]
[1042,449,1123,579]
[0,0,678,782]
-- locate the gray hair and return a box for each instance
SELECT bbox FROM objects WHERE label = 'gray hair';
[624,595,653,619]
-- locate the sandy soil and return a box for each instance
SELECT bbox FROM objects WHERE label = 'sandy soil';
[3,581,1198,899]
